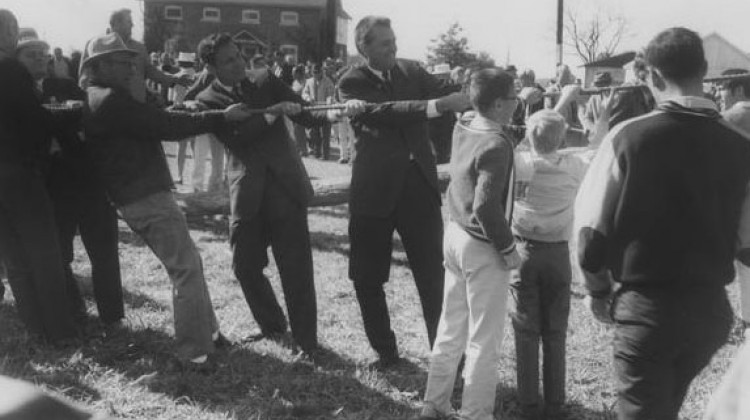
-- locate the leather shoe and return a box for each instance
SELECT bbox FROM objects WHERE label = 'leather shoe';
[242,331,284,343]
[213,333,233,349]
[368,354,402,371]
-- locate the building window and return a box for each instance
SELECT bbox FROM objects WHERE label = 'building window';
[164,5,183,20]
[280,11,299,26]
[242,9,260,24]
[202,7,221,22]
[279,44,298,61]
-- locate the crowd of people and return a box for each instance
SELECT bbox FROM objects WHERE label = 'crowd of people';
[2,5,750,420]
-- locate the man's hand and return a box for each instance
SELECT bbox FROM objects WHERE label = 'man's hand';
[183,100,207,112]
[341,99,367,117]
[558,84,583,106]
[223,103,252,122]
[436,92,471,113]
[519,87,543,106]
[584,295,613,324]
[174,74,194,87]
[266,101,303,116]
[500,248,522,270]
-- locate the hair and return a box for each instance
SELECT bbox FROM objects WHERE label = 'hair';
[468,68,515,114]
[197,33,236,67]
[644,27,706,83]
[109,9,131,28]
[293,64,306,79]
[721,68,750,97]
[0,9,18,46]
[526,110,567,154]
[354,16,391,56]
[519,69,536,87]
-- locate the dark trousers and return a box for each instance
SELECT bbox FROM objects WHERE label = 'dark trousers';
[306,122,331,159]
[230,174,317,350]
[510,239,571,417]
[349,163,444,358]
[612,285,733,420]
[0,164,77,341]
[49,161,123,324]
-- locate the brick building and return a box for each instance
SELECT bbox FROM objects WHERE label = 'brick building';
[142,0,350,63]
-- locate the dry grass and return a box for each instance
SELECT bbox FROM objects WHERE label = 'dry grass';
[0,150,745,419]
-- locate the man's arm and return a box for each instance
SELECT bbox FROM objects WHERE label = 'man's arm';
[474,141,517,256]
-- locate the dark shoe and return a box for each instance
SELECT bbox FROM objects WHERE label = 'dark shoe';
[103,318,127,339]
[213,333,233,349]
[368,353,402,371]
[241,330,284,343]
[167,355,217,374]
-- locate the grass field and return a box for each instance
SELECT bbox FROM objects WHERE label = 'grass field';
[0,151,745,420]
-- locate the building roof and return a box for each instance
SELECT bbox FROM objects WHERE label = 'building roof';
[581,51,636,68]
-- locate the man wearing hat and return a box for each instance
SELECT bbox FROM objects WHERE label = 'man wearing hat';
[81,31,252,368]
[79,8,191,103]
[583,71,614,140]
[16,28,125,329]
[0,9,79,343]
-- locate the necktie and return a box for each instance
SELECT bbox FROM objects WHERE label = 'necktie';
[382,70,392,93]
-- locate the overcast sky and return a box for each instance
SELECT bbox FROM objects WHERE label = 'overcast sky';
[5,0,750,78]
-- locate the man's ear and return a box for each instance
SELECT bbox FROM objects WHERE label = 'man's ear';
[649,68,666,91]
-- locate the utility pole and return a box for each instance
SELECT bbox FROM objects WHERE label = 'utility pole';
[556,0,564,64]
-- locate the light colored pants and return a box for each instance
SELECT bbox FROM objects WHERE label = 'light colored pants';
[191,133,225,192]
[333,117,354,160]
[118,191,219,359]
[422,222,510,420]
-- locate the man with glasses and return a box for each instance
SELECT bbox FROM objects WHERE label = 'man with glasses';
[82,32,251,369]
[338,15,469,370]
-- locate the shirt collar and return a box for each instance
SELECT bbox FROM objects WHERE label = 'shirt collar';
[468,114,505,132]
[662,95,718,112]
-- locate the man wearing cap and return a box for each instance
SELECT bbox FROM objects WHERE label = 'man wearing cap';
[81,32,252,368]
[0,9,79,343]
[79,9,191,103]
[338,16,470,369]
[16,28,124,328]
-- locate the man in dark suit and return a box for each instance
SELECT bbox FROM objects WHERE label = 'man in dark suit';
[195,33,362,357]
[0,10,79,343]
[15,29,124,328]
[338,16,470,369]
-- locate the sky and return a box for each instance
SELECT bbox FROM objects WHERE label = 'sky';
[4,0,750,78]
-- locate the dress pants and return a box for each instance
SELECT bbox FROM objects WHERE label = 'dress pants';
[349,163,444,358]
[612,285,733,420]
[307,122,332,159]
[207,135,226,191]
[230,173,317,350]
[118,191,218,360]
[0,164,77,341]
[510,239,571,418]
[190,134,211,192]
[422,222,510,420]
[48,157,123,325]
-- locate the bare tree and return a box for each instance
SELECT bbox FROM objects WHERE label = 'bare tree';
[564,9,628,63]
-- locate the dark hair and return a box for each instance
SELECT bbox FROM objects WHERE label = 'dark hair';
[109,8,131,28]
[293,64,306,78]
[644,27,706,83]
[721,68,750,97]
[469,68,515,114]
[197,33,236,67]
[354,16,391,56]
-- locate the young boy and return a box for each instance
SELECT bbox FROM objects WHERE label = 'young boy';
[511,88,611,420]
[419,68,521,420]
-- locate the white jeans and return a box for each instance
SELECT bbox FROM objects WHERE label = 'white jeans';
[423,222,510,420]
[334,117,354,160]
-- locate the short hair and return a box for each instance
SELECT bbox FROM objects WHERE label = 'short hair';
[722,68,750,97]
[469,68,515,114]
[109,8,131,28]
[293,64,306,78]
[0,9,18,39]
[526,110,567,154]
[354,16,391,56]
[197,33,236,67]
[644,27,706,83]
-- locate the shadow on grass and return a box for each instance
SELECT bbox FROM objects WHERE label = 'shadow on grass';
[308,206,350,220]
[309,230,409,269]
[1,297,419,419]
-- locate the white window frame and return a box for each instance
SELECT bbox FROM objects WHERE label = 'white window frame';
[164,5,183,21]
[279,44,298,62]
[202,7,221,22]
[242,9,260,24]
[280,11,299,26]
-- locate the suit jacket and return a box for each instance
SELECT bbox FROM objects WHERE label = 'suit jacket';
[338,59,450,217]
[196,71,329,222]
